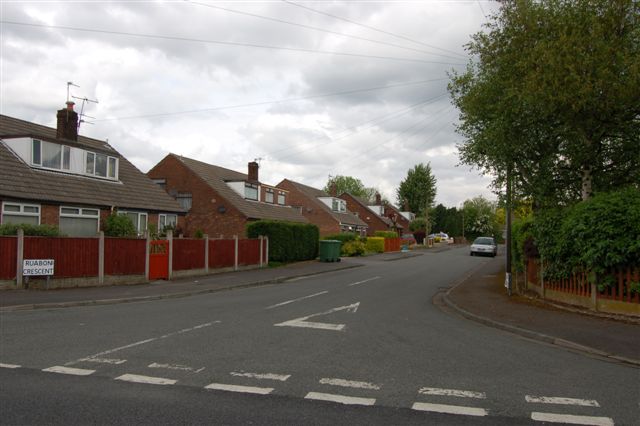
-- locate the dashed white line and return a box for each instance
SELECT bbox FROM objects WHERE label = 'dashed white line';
[305,392,376,406]
[347,276,381,287]
[149,362,205,373]
[266,291,328,309]
[0,363,21,369]
[419,387,486,399]
[319,378,381,390]
[531,412,614,426]
[79,357,127,365]
[205,383,274,395]
[42,366,95,376]
[412,402,489,417]
[115,374,176,386]
[525,395,600,407]
[230,371,290,381]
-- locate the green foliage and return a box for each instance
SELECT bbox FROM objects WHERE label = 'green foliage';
[194,229,204,239]
[396,163,437,217]
[104,214,137,237]
[374,231,398,238]
[0,223,60,236]
[342,240,366,257]
[511,216,534,272]
[246,220,319,262]
[365,237,384,253]
[322,233,358,244]
[462,196,500,240]
[409,217,428,232]
[323,175,377,202]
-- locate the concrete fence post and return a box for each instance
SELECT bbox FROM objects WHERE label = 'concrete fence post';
[234,235,239,271]
[16,228,24,288]
[259,235,263,268]
[265,236,269,265]
[540,257,545,300]
[591,282,598,311]
[98,231,105,285]
[204,234,209,274]
[145,233,151,281]
[167,229,173,280]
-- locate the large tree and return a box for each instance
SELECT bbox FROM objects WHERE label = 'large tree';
[396,163,437,217]
[323,175,377,202]
[449,0,640,207]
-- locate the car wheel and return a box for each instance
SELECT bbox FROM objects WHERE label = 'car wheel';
[470,252,474,256]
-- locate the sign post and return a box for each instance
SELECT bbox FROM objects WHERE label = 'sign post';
[23,259,55,289]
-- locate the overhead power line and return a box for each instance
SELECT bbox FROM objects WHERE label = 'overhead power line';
[187,1,466,62]
[282,0,468,59]
[1,21,466,67]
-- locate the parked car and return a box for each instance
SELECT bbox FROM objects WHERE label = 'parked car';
[470,237,497,257]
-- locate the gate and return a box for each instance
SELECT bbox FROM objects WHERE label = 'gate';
[149,240,169,280]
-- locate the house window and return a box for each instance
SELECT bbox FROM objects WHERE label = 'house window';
[32,139,42,165]
[1,202,40,225]
[245,183,258,201]
[59,206,99,237]
[117,211,148,235]
[277,191,286,205]
[86,151,118,180]
[332,198,346,212]
[31,140,71,171]
[158,214,177,232]
[265,188,274,203]
[176,193,192,210]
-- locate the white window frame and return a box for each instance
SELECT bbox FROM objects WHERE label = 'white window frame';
[117,211,148,235]
[158,213,178,232]
[1,202,41,225]
[31,139,71,171]
[86,150,119,180]
[59,206,100,235]
[277,191,286,206]
[244,183,259,201]
[265,188,274,203]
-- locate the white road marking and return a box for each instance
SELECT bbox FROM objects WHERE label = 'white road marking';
[42,366,95,376]
[525,395,600,407]
[79,357,127,365]
[531,412,614,425]
[347,276,381,287]
[205,383,273,395]
[266,291,328,309]
[305,392,376,406]
[115,374,176,386]
[148,362,205,373]
[230,371,290,381]
[319,378,381,390]
[419,387,486,399]
[274,302,360,331]
[0,363,21,369]
[68,321,219,365]
[412,402,489,417]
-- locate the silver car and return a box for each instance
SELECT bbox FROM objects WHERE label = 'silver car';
[470,237,497,257]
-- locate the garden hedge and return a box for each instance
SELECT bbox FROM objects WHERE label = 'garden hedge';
[247,220,319,262]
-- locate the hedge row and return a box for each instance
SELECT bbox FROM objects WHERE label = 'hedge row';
[247,220,319,263]
[374,231,399,238]
[0,223,60,236]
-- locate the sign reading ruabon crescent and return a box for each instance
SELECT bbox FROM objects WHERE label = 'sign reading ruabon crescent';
[23,259,55,276]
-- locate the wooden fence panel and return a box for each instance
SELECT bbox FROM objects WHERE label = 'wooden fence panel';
[0,236,17,280]
[105,238,145,275]
[238,239,260,266]
[24,237,99,278]
[209,239,235,269]
[173,239,206,271]
[384,238,401,252]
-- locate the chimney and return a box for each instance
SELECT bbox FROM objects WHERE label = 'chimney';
[329,183,337,197]
[248,161,259,183]
[56,101,78,141]
[375,192,381,205]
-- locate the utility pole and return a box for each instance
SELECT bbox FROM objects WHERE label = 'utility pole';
[505,167,513,296]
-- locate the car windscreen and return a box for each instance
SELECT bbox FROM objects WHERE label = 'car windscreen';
[473,238,494,245]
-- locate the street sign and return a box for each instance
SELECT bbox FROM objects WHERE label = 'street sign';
[23,259,55,276]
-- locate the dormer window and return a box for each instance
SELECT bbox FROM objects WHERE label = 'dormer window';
[31,139,71,171]
[332,198,346,213]
[265,188,274,203]
[277,191,286,206]
[86,151,118,179]
[245,183,258,200]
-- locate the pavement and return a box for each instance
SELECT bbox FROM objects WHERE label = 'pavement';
[1,248,638,367]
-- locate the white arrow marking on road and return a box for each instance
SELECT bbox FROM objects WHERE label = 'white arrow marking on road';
[266,291,328,309]
[274,302,360,331]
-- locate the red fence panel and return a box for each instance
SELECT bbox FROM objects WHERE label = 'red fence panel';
[173,239,206,271]
[0,236,17,280]
[238,239,260,266]
[23,237,99,278]
[384,238,401,252]
[209,239,235,269]
[105,238,146,275]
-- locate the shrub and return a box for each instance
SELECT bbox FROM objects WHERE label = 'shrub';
[104,214,137,237]
[409,218,428,232]
[247,220,319,262]
[322,233,358,244]
[194,229,204,239]
[342,240,365,256]
[0,223,60,236]
[365,237,384,253]
[374,231,398,238]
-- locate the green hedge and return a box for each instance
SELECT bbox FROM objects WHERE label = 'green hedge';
[247,220,319,263]
[365,237,384,253]
[322,233,358,243]
[374,231,398,238]
[342,240,366,256]
[0,223,60,236]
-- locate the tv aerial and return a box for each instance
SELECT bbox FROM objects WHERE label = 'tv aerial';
[66,81,99,131]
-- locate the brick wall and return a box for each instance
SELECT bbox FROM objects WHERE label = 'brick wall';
[339,194,389,236]
[148,155,250,238]
[384,205,410,234]
[277,180,340,237]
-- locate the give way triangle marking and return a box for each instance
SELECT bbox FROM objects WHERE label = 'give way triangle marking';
[274,302,360,332]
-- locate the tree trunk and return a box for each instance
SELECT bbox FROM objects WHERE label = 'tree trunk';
[581,164,593,201]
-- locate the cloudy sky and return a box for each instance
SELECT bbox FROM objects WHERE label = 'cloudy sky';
[1,0,498,207]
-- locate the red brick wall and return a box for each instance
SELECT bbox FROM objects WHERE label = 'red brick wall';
[277,180,340,237]
[148,155,250,238]
[339,194,389,236]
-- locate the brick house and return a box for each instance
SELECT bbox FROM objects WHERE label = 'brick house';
[0,103,184,236]
[276,179,367,237]
[366,193,414,236]
[338,192,402,236]
[147,154,308,238]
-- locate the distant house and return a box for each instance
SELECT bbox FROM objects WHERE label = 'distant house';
[339,192,402,236]
[368,193,414,235]
[0,103,184,236]
[147,154,308,238]
[276,179,367,237]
